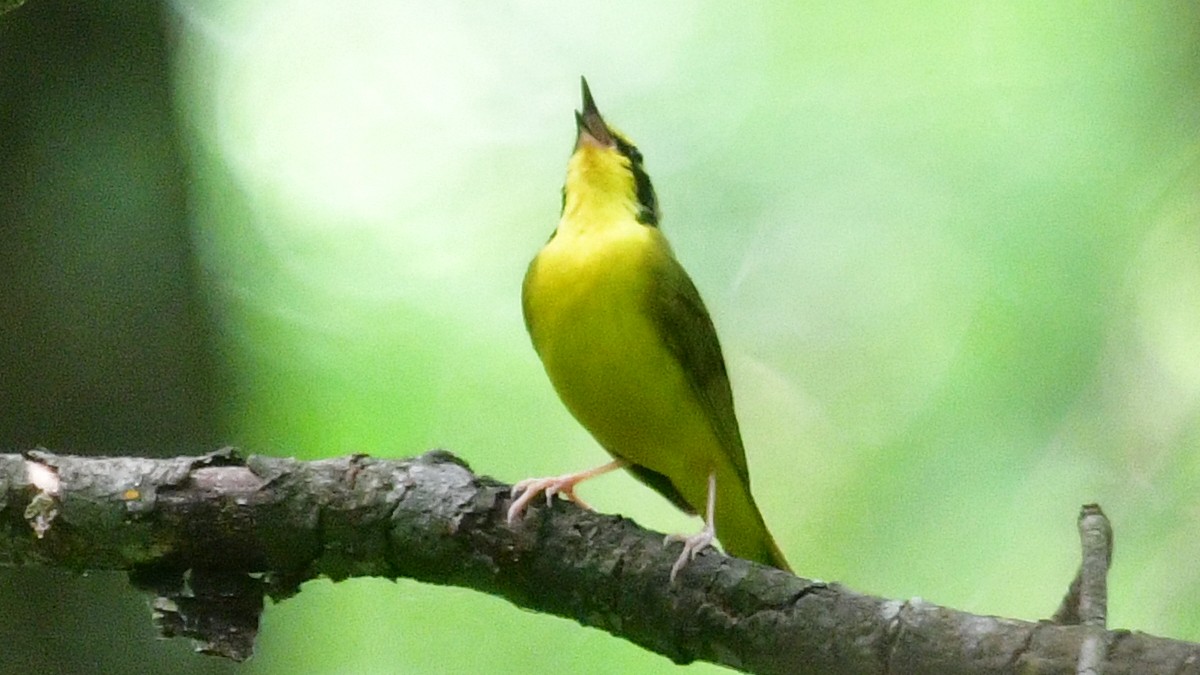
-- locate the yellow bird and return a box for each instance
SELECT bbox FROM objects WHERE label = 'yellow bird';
[509,77,790,580]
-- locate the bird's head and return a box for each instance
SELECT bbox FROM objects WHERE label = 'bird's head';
[562,77,660,227]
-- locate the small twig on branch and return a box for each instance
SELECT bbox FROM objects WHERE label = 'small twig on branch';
[1,450,1198,674]
[1050,504,1114,674]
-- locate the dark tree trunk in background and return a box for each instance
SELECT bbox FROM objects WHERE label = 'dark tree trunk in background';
[0,2,224,673]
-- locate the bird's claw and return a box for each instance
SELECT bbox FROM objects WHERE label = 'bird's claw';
[666,526,715,582]
[507,475,594,525]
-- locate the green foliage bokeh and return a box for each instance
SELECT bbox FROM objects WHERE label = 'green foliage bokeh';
[2,1,1198,673]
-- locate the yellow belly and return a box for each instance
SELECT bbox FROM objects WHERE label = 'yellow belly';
[522,225,718,510]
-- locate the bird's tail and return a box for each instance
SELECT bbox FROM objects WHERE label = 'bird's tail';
[715,466,791,573]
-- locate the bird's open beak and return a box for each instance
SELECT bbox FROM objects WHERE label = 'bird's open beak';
[575,76,614,149]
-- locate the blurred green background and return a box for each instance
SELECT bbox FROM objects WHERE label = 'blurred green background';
[2,1,1198,673]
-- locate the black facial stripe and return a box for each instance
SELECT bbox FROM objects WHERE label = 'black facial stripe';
[613,136,659,227]
[629,161,658,226]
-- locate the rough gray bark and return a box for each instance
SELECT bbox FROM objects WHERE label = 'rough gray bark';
[1,449,1198,673]
[1050,504,1116,674]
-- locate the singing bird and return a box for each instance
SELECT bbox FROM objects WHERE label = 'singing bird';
[509,78,790,580]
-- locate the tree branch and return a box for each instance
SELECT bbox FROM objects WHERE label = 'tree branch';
[1,450,1197,673]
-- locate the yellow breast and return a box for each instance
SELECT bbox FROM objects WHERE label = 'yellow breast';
[522,221,718,499]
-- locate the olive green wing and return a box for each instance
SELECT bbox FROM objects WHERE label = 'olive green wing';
[644,251,752,488]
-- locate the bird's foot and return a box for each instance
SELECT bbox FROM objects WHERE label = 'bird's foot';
[507,474,594,524]
[665,524,715,582]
